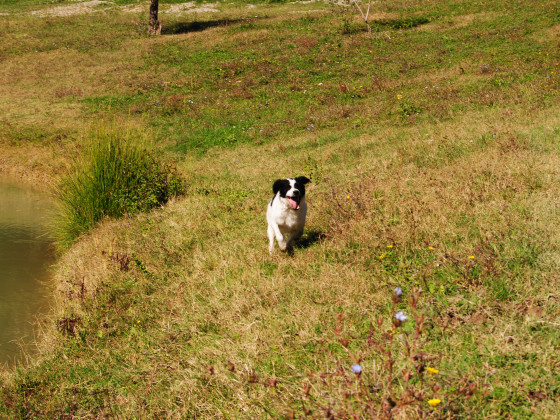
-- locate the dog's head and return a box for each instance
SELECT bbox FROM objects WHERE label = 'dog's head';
[272,176,311,210]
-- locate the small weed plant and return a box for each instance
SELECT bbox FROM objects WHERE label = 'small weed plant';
[54,127,184,249]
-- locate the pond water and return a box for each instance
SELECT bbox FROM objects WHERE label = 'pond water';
[0,181,54,366]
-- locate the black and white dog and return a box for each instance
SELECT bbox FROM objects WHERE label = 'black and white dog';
[267,176,311,253]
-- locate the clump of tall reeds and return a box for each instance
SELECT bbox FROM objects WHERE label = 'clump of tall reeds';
[54,127,184,249]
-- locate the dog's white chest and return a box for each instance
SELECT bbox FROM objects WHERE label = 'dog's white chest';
[272,202,307,233]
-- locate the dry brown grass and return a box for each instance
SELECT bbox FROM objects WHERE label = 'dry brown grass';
[419,11,499,32]
[0,142,67,188]
[34,104,559,416]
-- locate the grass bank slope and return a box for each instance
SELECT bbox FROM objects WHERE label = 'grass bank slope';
[1,0,560,418]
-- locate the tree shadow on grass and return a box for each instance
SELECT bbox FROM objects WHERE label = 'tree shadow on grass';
[162,19,246,35]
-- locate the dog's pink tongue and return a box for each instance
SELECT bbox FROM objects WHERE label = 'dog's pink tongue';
[288,198,298,210]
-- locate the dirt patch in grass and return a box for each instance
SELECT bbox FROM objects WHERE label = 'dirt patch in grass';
[30,0,112,17]
[25,0,231,17]
[163,2,220,14]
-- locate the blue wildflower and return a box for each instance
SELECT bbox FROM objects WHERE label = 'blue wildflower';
[351,364,362,374]
[395,311,407,322]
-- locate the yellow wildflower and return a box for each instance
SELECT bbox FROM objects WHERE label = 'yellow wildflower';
[387,245,393,248]
[397,94,403,100]
[468,255,475,259]
[428,398,441,407]
[427,367,439,374]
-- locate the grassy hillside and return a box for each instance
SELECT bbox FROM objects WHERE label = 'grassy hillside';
[1,0,560,417]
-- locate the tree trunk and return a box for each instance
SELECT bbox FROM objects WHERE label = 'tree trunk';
[148,0,161,35]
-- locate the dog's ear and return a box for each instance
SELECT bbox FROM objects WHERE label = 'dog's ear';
[272,179,284,195]
[295,176,311,185]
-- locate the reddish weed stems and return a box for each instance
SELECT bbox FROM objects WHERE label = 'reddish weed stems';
[216,287,479,418]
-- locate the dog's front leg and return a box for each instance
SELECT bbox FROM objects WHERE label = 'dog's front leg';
[267,224,276,253]
[271,223,287,251]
